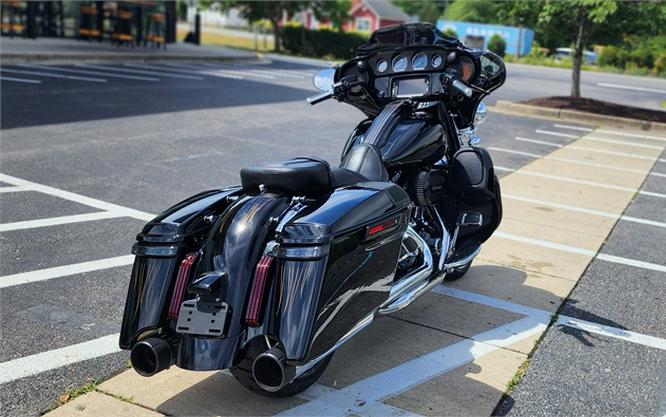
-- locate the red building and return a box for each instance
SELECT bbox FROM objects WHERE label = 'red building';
[293,0,410,32]
[345,0,410,32]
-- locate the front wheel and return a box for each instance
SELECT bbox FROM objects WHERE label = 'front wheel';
[230,339,333,397]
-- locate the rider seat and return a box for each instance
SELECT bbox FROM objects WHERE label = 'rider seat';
[241,144,388,195]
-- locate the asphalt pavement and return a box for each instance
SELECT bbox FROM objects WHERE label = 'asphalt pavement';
[1,57,665,417]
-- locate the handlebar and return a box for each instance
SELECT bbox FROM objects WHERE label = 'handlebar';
[307,90,334,105]
[451,79,473,98]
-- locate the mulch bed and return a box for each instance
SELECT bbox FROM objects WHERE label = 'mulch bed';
[521,96,666,123]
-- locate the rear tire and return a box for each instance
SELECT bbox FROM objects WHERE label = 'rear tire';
[230,339,333,397]
[443,261,472,281]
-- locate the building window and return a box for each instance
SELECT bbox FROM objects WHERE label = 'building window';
[355,17,371,32]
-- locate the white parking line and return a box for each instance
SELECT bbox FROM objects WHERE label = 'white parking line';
[0,333,121,385]
[520,134,664,151]
[17,64,160,82]
[164,63,244,80]
[0,211,124,232]
[0,173,154,221]
[596,82,666,95]
[535,129,579,139]
[516,136,563,147]
[0,75,42,84]
[436,287,666,351]
[0,255,135,289]
[77,64,201,81]
[554,124,666,142]
[122,63,204,80]
[495,231,666,273]
[201,63,276,79]
[279,316,548,417]
[0,68,106,83]
[0,185,34,193]
[498,145,662,176]
[503,193,666,230]
[495,164,666,199]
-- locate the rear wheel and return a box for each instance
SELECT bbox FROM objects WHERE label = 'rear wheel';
[230,338,333,397]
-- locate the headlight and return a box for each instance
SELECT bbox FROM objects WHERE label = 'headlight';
[474,101,487,125]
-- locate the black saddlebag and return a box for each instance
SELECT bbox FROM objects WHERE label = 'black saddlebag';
[271,181,412,364]
[119,187,241,350]
[446,147,502,243]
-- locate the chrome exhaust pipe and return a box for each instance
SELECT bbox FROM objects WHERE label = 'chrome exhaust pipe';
[130,337,175,377]
[252,347,296,392]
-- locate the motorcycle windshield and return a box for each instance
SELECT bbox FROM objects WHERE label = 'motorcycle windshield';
[356,23,460,56]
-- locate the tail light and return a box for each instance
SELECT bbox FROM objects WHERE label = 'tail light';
[167,252,198,320]
[245,255,274,327]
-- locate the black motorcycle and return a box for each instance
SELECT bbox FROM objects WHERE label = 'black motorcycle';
[119,23,505,396]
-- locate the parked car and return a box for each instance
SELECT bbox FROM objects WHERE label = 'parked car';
[554,47,597,64]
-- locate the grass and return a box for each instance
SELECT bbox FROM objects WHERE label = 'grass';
[42,380,99,413]
[661,100,666,109]
[504,313,559,394]
[176,27,274,52]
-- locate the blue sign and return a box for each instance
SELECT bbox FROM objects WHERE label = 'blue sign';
[437,20,534,56]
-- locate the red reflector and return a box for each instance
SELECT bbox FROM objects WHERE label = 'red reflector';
[168,252,198,320]
[245,255,274,327]
[367,218,399,236]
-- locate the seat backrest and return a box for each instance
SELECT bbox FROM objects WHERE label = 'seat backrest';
[340,144,389,182]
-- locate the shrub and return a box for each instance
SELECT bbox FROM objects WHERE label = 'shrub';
[487,34,506,57]
[654,54,666,77]
[282,26,369,60]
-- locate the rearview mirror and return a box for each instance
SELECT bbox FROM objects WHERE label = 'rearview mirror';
[313,68,336,92]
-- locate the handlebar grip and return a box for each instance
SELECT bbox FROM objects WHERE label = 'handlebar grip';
[307,91,333,105]
[451,80,473,98]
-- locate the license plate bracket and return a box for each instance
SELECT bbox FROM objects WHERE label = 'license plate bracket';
[176,298,229,336]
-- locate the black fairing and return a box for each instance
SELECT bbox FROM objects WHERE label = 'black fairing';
[342,114,446,169]
[119,187,242,349]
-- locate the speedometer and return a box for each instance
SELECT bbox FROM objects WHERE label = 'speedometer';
[392,55,408,72]
[411,52,428,70]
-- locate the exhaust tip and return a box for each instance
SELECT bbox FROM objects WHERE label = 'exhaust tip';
[130,337,173,377]
[252,347,295,392]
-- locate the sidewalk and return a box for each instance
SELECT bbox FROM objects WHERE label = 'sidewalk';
[0,37,258,64]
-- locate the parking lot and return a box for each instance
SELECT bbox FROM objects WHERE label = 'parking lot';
[1,58,665,417]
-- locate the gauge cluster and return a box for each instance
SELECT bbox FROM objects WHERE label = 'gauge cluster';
[371,50,447,76]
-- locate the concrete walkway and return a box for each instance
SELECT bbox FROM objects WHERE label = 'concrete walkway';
[0,37,258,64]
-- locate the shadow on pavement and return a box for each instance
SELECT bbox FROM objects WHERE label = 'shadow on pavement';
[0,71,314,129]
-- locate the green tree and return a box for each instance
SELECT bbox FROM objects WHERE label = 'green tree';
[312,0,350,32]
[394,0,448,24]
[214,1,312,51]
[538,0,617,98]
[443,0,506,23]
[487,34,506,57]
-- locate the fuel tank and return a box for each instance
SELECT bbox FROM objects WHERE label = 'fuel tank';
[342,117,446,169]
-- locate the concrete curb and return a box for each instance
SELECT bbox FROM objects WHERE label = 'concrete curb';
[492,100,666,135]
[0,53,261,65]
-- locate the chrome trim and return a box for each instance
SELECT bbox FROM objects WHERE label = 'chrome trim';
[384,226,433,303]
[378,272,445,315]
[294,311,375,377]
[443,244,481,271]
